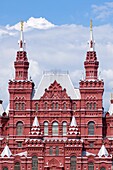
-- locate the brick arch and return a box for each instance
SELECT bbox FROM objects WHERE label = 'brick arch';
[48,158,60,168]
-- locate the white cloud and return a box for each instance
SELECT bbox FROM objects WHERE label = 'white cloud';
[92,2,113,20]
[0,17,113,111]
[6,17,55,31]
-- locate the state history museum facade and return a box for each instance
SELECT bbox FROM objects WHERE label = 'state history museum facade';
[0,21,113,170]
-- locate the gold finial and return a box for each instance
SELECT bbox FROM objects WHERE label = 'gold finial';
[20,21,24,31]
[90,19,92,31]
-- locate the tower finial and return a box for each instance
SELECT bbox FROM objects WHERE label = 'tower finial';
[90,19,92,31]
[89,19,95,51]
[18,21,25,51]
[21,21,24,31]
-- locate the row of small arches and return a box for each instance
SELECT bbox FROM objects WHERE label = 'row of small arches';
[35,102,76,111]
[15,102,77,111]
[86,102,97,110]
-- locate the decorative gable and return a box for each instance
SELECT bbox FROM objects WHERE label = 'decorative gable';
[41,80,70,100]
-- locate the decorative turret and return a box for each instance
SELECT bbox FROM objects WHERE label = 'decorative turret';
[29,116,42,138]
[84,20,99,81]
[14,21,29,81]
[1,145,12,158]
[98,144,109,157]
[68,116,80,139]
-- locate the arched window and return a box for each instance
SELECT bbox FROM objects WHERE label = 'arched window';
[56,146,59,156]
[45,102,47,109]
[15,103,19,110]
[3,168,8,170]
[88,122,95,135]
[88,162,94,170]
[73,103,76,110]
[22,103,25,110]
[52,103,54,109]
[16,122,23,136]
[63,122,67,136]
[56,103,59,109]
[35,103,38,111]
[49,146,53,155]
[63,103,66,109]
[44,122,48,135]
[52,122,58,136]
[70,156,76,170]
[87,103,89,109]
[89,103,92,110]
[14,162,20,170]
[100,168,106,170]
[94,103,96,110]
[32,155,38,170]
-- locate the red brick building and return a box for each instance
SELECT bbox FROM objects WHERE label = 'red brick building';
[0,21,113,170]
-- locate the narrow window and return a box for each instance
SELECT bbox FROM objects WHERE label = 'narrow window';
[49,146,53,155]
[14,162,20,170]
[32,156,38,170]
[52,103,54,109]
[87,103,89,109]
[45,102,47,109]
[94,103,96,109]
[35,103,38,111]
[88,122,94,135]
[73,103,76,110]
[63,103,66,109]
[56,103,59,109]
[63,122,67,136]
[56,146,59,156]
[15,103,19,110]
[16,122,23,136]
[88,162,94,170]
[70,156,76,170]
[52,122,58,136]
[22,103,25,110]
[89,103,92,110]
[44,122,48,135]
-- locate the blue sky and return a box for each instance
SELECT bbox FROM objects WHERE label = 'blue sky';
[0,0,113,26]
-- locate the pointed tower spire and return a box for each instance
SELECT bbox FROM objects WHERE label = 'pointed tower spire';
[89,19,95,51]
[84,20,99,81]
[18,21,25,51]
[14,21,29,81]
